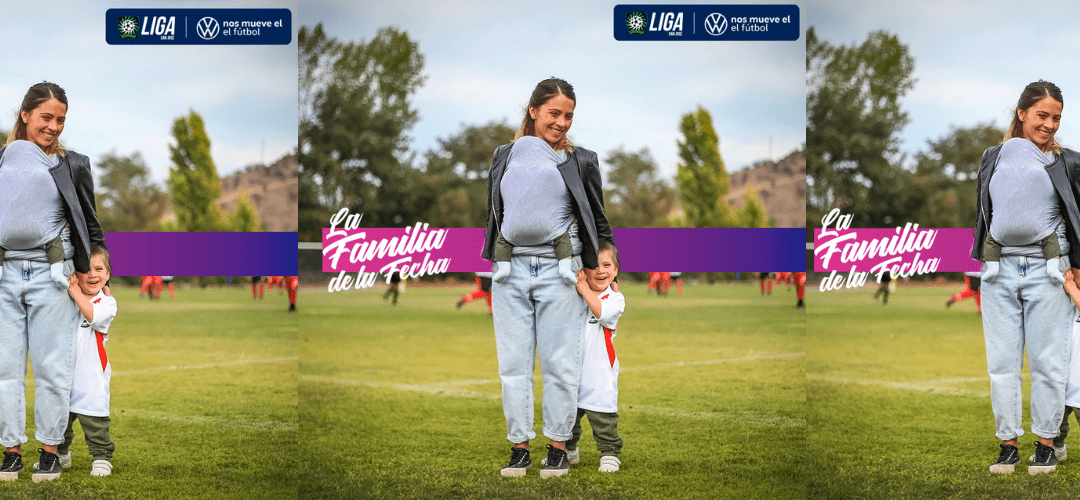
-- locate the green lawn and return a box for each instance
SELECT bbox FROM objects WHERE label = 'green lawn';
[300,281,806,499]
[2,286,297,499]
[807,283,1080,499]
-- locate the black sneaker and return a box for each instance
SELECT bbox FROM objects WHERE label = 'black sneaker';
[1030,441,1058,475]
[0,451,22,481]
[539,444,570,478]
[500,447,531,477]
[989,443,1019,473]
[288,303,296,312]
[31,449,61,483]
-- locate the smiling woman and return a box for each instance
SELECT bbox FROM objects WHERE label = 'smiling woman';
[0,81,108,482]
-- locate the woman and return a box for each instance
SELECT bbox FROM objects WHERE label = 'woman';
[0,82,107,482]
[972,80,1080,475]
[482,78,613,478]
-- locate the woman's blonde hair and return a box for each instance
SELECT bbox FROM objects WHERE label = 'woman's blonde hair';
[1003,80,1063,154]
[6,81,68,156]
[514,77,575,153]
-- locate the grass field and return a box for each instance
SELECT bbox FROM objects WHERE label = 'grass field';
[299,281,806,499]
[0,285,297,500]
[807,282,1080,499]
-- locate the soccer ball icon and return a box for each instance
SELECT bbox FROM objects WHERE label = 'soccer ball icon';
[118,16,139,38]
[626,12,647,35]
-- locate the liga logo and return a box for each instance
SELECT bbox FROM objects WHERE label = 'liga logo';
[625,12,648,35]
[117,16,140,39]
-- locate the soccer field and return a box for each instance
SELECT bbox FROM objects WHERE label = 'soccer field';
[300,282,806,499]
[808,284,1080,498]
[0,286,297,500]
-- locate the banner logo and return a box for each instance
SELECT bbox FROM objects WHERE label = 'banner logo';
[704,13,728,36]
[196,17,220,39]
[626,12,648,35]
[118,16,140,39]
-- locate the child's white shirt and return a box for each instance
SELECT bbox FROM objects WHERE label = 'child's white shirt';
[578,285,625,413]
[69,291,118,417]
[1067,313,1080,408]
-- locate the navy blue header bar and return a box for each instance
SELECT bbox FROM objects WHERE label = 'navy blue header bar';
[106,9,292,45]
[614,4,799,41]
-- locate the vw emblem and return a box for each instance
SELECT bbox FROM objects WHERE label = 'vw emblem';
[196,17,220,40]
[705,13,728,36]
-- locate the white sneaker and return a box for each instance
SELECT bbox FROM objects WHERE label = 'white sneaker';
[540,447,580,465]
[90,459,112,477]
[33,451,71,470]
[598,455,621,472]
[1028,444,1067,463]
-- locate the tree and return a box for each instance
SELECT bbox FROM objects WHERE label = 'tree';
[95,151,169,232]
[740,186,770,228]
[168,111,226,231]
[418,121,514,227]
[231,191,263,231]
[908,123,1001,228]
[603,147,676,228]
[675,106,738,227]
[806,27,916,229]
[299,24,426,231]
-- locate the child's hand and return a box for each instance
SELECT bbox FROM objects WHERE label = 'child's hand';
[67,274,80,297]
[610,281,620,293]
[1066,269,1077,289]
[575,270,589,295]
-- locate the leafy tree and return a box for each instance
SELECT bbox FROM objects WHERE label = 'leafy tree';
[908,123,1001,228]
[675,106,737,227]
[418,121,514,227]
[739,186,770,228]
[231,191,263,231]
[603,146,676,228]
[806,27,916,229]
[94,151,169,232]
[299,24,426,231]
[168,111,227,231]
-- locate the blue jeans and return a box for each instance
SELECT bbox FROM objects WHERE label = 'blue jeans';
[0,260,78,447]
[982,255,1073,440]
[492,255,587,443]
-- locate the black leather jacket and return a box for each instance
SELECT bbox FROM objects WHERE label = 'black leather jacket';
[483,142,613,270]
[0,146,107,273]
[971,144,1080,268]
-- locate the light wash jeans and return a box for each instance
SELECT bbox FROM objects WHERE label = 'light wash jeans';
[0,259,78,447]
[493,255,587,443]
[982,255,1073,441]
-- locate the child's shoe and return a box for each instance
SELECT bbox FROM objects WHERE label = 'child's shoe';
[540,447,579,465]
[598,455,621,473]
[0,451,22,481]
[982,261,1000,282]
[90,459,112,477]
[31,449,61,482]
[492,261,511,284]
[33,451,71,470]
[557,258,577,285]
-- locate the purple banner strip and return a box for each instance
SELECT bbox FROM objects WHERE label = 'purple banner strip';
[813,227,980,273]
[322,227,806,273]
[105,232,298,276]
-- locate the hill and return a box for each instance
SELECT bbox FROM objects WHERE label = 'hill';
[723,150,806,228]
[216,154,298,232]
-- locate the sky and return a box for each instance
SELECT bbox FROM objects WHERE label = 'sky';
[300,0,806,182]
[808,0,1080,163]
[0,0,298,184]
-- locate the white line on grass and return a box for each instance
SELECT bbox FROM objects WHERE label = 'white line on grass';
[113,356,298,376]
[808,374,989,397]
[117,408,297,431]
[621,352,805,372]
[300,375,502,400]
[629,405,804,427]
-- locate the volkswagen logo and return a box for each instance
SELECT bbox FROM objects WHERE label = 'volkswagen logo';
[196,17,220,40]
[704,13,728,36]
